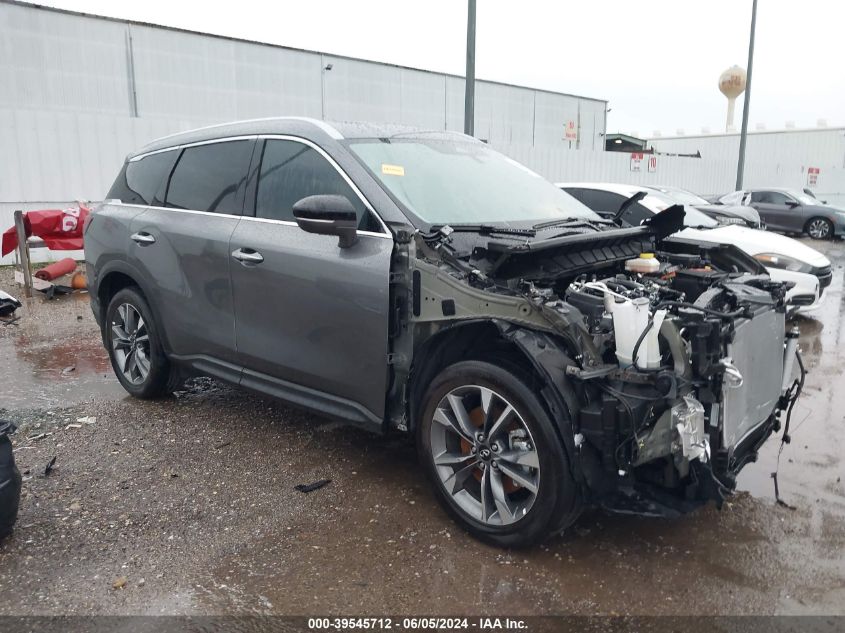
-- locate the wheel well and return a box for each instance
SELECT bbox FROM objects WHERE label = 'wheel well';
[804,216,833,232]
[407,322,538,433]
[97,271,140,322]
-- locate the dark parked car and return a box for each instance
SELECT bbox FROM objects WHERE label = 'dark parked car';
[720,188,845,239]
[645,185,762,228]
[86,118,803,546]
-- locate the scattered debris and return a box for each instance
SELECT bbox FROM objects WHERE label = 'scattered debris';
[112,576,127,590]
[44,456,57,476]
[294,479,332,494]
[26,432,51,442]
[76,416,97,425]
[61,366,76,375]
[0,290,21,318]
[35,257,77,282]
[214,440,231,449]
[64,423,82,430]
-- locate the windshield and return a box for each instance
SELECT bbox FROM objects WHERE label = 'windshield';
[348,138,601,226]
[653,187,709,206]
[644,191,718,228]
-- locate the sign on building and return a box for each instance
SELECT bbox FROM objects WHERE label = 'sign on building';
[630,152,643,172]
[647,155,657,173]
[564,121,578,142]
[807,167,820,187]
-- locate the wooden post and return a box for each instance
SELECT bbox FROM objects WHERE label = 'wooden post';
[13,210,32,298]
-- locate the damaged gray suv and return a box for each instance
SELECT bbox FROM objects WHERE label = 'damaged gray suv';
[86,118,804,547]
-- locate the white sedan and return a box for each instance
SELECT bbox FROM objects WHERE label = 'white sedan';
[558,182,831,313]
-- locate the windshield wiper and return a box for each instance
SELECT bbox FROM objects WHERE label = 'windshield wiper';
[611,192,647,226]
[532,217,601,230]
[430,224,537,237]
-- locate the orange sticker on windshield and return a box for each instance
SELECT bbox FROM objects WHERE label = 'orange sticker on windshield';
[381,164,405,176]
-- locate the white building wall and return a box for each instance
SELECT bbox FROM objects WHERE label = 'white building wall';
[647,128,845,169]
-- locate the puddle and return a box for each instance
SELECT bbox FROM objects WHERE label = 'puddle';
[0,292,128,409]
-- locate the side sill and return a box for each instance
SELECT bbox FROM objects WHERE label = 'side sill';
[239,368,385,433]
[169,354,385,433]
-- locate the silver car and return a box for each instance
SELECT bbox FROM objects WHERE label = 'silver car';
[86,118,804,546]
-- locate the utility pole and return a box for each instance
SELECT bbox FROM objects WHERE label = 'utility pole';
[464,0,476,136]
[736,0,757,190]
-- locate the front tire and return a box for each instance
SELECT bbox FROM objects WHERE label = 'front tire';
[806,217,833,240]
[417,360,579,547]
[105,287,175,398]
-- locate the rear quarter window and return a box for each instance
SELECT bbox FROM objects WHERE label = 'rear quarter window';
[106,150,178,205]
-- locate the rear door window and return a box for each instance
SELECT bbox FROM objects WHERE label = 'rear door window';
[107,150,178,206]
[165,140,254,214]
[255,139,379,231]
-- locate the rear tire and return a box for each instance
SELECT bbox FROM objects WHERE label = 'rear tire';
[805,217,832,240]
[104,287,176,398]
[417,360,579,547]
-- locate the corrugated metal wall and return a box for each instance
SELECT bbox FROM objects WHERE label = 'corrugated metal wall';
[1,1,611,263]
[1,1,606,148]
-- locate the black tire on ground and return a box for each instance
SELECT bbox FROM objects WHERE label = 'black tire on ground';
[104,287,176,399]
[805,217,833,240]
[417,360,580,548]
[0,423,21,540]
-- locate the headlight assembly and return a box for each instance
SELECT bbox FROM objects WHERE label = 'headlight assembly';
[754,252,813,273]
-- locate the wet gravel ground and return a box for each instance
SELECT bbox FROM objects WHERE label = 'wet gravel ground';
[0,238,844,616]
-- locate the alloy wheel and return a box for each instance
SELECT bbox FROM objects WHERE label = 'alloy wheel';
[429,385,540,526]
[807,219,831,239]
[111,303,151,384]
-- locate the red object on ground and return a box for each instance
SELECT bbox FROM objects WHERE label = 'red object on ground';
[1,203,90,257]
[34,258,77,281]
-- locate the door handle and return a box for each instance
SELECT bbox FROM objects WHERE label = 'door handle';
[130,232,156,245]
[231,248,264,265]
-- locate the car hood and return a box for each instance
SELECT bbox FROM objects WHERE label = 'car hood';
[695,203,760,224]
[677,225,831,267]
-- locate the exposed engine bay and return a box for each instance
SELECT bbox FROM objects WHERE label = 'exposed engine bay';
[389,206,805,516]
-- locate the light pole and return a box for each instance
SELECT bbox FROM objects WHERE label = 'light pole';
[464,0,476,136]
[735,0,757,190]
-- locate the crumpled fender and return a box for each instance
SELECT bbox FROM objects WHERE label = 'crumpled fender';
[494,322,585,488]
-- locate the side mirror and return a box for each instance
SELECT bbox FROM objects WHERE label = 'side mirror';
[292,194,358,248]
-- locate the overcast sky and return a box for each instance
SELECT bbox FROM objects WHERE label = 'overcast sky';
[28,0,845,136]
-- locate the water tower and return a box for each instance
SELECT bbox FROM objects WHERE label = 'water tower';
[719,66,747,132]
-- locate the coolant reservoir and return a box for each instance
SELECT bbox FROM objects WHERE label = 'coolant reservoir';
[625,253,660,274]
[604,295,667,369]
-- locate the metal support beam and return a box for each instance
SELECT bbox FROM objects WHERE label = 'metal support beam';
[736,0,757,190]
[14,210,33,298]
[464,0,476,136]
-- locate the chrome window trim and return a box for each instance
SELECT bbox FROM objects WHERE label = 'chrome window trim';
[128,135,258,162]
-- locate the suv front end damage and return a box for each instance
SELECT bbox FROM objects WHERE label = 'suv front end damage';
[389,206,804,517]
